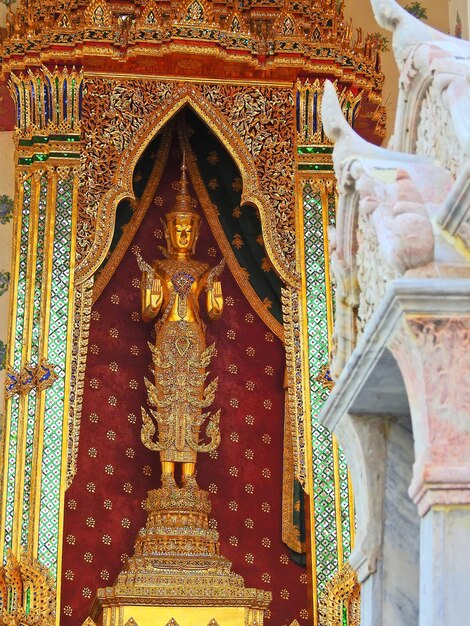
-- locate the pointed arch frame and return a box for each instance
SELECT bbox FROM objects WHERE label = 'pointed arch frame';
[76,79,298,289]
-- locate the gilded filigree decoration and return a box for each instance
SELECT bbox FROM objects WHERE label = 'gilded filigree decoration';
[281,285,307,490]
[84,0,112,28]
[67,277,93,487]
[199,83,297,281]
[77,79,186,273]
[282,389,304,552]
[77,78,297,287]
[0,550,56,626]
[142,320,221,461]
[318,563,360,626]
[92,124,173,303]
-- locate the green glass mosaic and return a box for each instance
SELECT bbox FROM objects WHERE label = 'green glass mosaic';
[4,178,32,559]
[13,179,31,371]
[303,184,337,591]
[326,189,352,557]
[4,396,19,558]
[21,175,48,548]
[303,184,353,593]
[38,174,73,578]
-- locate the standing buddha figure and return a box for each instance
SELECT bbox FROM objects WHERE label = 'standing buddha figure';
[137,156,224,489]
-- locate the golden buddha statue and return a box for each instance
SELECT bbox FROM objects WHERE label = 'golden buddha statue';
[136,157,224,489]
[91,158,271,626]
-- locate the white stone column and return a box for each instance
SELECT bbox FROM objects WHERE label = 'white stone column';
[390,311,470,626]
[420,507,470,625]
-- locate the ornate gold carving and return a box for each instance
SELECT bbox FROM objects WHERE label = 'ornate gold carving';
[93,483,271,609]
[176,0,214,26]
[124,619,139,626]
[92,124,173,303]
[199,82,297,281]
[0,550,55,626]
[282,386,303,553]
[9,67,83,137]
[35,358,59,391]
[142,321,221,464]
[77,78,297,288]
[67,277,93,487]
[1,0,384,100]
[84,0,112,28]
[281,285,307,489]
[318,563,361,626]
[165,620,179,626]
[81,618,97,626]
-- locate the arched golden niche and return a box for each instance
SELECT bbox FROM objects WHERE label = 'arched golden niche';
[62,106,310,626]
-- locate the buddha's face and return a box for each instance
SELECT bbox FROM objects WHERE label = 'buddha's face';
[167,215,198,254]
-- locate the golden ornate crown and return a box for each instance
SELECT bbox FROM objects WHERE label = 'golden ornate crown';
[165,154,201,224]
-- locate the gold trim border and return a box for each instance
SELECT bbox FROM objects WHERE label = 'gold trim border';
[12,171,41,555]
[56,168,80,618]
[295,171,318,625]
[0,172,25,553]
[85,71,294,88]
[29,169,57,558]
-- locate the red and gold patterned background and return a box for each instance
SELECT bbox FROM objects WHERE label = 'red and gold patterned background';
[61,140,308,625]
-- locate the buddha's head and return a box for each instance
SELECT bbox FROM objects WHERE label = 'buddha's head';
[165,212,200,256]
[164,155,201,257]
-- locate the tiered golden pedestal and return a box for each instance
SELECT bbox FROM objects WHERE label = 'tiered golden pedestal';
[88,482,271,626]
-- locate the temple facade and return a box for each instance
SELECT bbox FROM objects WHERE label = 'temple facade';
[0,0,468,625]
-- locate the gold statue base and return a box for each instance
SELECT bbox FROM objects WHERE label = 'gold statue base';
[89,481,271,626]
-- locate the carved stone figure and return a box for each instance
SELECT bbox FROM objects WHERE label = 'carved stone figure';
[136,158,224,488]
